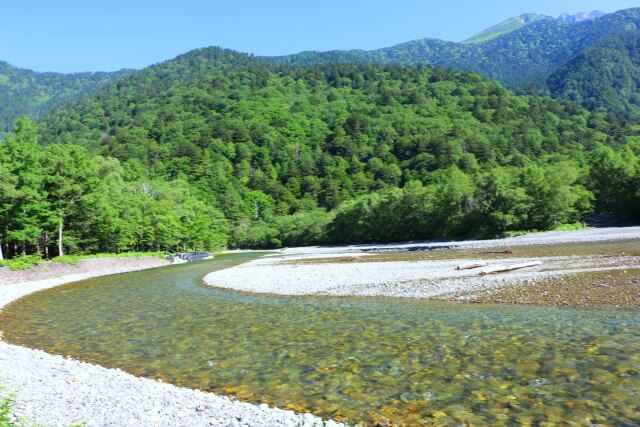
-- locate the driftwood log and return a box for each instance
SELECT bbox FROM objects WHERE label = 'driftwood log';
[479,261,542,275]
[474,248,514,255]
[456,262,490,270]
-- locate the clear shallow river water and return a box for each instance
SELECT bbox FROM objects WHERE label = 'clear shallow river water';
[0,254,638,426]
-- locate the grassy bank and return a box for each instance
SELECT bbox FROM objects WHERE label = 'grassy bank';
[0,386,13,427]
[0,252,166,271]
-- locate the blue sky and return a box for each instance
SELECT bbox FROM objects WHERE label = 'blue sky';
[3,0,639,73]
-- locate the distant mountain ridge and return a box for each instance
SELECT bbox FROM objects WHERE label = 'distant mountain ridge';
[463,11,607,44]
[1,7,639,131]
[268,8,640,119]
[463,13,554,44]
[0,61,135,134]
[558,11,606,22]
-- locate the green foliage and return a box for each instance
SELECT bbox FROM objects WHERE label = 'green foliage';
[0,255,42,271]
[0,386,13,427]
[51,252,166,266]
[546,33,640,121]
[0,118,230,258]
[0,62,133,135]
[327,162,597,243]
[553,222,588,231]
[462,14,553,45]
[588,144,640,219]
[2,47,640,253]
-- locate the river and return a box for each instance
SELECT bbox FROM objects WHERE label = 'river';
[1,253,638,425]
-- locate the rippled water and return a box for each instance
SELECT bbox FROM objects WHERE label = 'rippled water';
[1,254,638,426]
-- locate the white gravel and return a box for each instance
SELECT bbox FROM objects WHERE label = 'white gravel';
[204,254,639,298]
[2,228,638,426]
[204,227,640,299]
[278,226,640,255]
[0,259,344,427]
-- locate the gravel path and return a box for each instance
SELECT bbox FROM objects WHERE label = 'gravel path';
[0,258,344,427]
[204,227,640,300]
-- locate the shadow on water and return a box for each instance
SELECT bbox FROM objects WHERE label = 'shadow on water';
[0,253,638,426]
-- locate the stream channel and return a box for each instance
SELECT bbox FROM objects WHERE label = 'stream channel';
[1,253,638,425]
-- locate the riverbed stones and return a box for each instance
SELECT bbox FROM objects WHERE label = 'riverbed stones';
[0,259,344,427]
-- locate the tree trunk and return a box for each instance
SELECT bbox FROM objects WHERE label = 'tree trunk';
[0,239,3,260]
[479,261,542,275]
[456,262,489,271]
[58,214,64,257]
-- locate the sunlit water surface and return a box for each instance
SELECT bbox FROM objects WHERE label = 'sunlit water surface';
[1,254,638,426]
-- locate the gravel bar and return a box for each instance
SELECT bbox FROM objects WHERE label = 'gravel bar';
[204,227,640,299]
[0,258,344,427]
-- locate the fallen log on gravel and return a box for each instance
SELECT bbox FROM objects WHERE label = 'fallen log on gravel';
[456,262,489,270]
[479,261,542,275]
[474,248,514,255]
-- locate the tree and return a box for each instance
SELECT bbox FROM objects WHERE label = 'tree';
[0,117,46,257]
[42,144,101,256]
[588,145,639,219]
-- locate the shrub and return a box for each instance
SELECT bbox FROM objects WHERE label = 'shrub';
[0,255,43,271]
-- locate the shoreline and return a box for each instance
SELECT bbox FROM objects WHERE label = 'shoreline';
[1,228,639,425]
[203,227,640,308]
[0,257,343,427]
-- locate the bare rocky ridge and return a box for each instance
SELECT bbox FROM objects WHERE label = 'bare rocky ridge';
[557,11,606,22]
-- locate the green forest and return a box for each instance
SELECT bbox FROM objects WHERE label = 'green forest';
[272,8,640,119]
[2,48,640,259]
[0,61,131,135]
[546,32,640,122]
[1,8,639,140]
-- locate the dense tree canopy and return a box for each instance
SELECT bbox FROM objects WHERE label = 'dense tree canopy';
[546,33,640,122]
[2,48,640,258]
[0,119,229,259]
[0,61,133,135]
[271,8,640,119]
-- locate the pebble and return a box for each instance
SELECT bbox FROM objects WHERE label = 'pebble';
[3,227,640,426]
[0,262,345,427]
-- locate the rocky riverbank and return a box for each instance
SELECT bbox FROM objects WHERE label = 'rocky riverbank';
[0,257,343,427]
[0,256,170,286]
[204,227,640,308]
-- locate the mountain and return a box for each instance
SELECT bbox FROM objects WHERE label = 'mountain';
[558,11,606,22]
[31,47,638,249]
[0,61,134,134]
[463,13,553,44]
[463,11,607,45]
[546,32,640,121]
[269,8,640,118]
[271,8,640,86]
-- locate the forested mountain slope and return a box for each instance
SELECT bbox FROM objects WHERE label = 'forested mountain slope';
[3,8,639,135]
[23,47,638,254]
[271,8,640,87]
[0,61,133,134]
[270,8,640,118]
[546,33,640,122]
[462,13,553,45]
